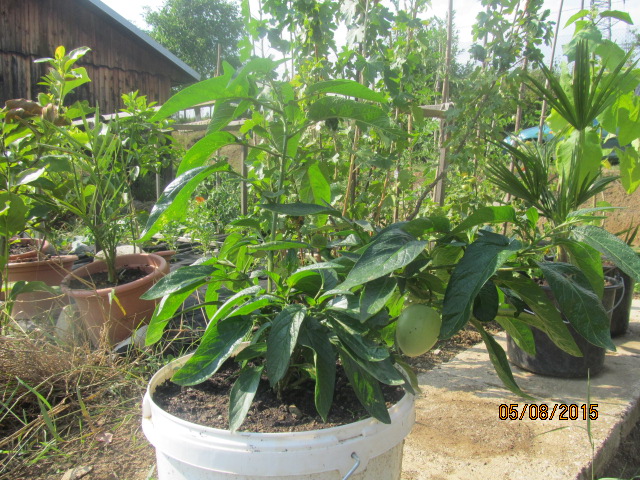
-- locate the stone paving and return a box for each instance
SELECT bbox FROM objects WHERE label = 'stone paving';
[402,303,640,480]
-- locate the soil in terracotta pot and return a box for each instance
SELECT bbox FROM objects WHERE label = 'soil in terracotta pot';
[67,266,150,290]
[9,242,38,256]
[153,360,405,433]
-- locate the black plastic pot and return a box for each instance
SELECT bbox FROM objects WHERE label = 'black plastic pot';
[506,277,622,378]
[604,268,634,337]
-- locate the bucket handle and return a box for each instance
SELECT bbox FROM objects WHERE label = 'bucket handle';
[607,273,626,315]
[342,453,360,480]
[608,274,625,313]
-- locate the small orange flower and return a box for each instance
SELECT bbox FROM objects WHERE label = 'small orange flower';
[194,196,205,204]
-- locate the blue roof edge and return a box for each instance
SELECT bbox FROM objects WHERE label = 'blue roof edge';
[83,0,201,82]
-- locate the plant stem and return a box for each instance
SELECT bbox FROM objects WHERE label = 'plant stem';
[267,124,290,293]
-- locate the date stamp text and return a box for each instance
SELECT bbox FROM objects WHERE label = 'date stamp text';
[498,403,599,421]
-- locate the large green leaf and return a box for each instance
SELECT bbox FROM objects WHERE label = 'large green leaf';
[7,281,57,299]
[141,163,231,241]
[348,354,406,387]
[328,314,389,362]
[209,285,264,325]
[299,320,336,422]
[600,10,633,24]
[359,276,397,321]
[571,225,640,281]
[172,316,253,385]
[145,290,194,345]
[306,80,386,103]
[300,161,331,227]
[396,216,451,236]
[451,206,517,234]
[177,132,238,176]
[287,268,339,296]
[300,162,330,205]
[441,232,521,339]
[499,276,581,357]
[0,193,27,238]
[307,97,402,138]
[151,69,235,121]
[618,143,640,194]
[495,316,536,356]
[601,91,640,146]
[141,265,218,300]
[537,262,614,351]
[339,349,391,424]
[258,202,338,216]
[614,97,640,146]
[558,239,604,298]
[472,281,499,323]
[340,230,428,289]
[15,167,45,186]
[208,100,250,135]
[229,365,264,432]
[266,304,306,386]
[471,319,533,399]
[556,128,602,181]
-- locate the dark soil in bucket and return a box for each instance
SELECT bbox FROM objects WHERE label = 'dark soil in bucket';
[153,360,405,433]
[67,266,149,290]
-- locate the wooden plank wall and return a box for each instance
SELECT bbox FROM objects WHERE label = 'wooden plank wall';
[0,0,187,113]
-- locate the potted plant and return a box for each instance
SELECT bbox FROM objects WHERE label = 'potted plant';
[131,58,585,477]
[11,46,170,344]
[0,62,83,322]
[602,225,638,336]
[136,52,640,476]
[51,108,169,346]
[484,40,640,376]
[135,59,432,478]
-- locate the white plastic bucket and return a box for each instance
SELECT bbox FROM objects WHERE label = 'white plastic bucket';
[142,355,415,480]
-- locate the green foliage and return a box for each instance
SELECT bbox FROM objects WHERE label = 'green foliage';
[0,46,97,323]
[1,46,178,285]
[144,0,246,78]
[485,34,640,361]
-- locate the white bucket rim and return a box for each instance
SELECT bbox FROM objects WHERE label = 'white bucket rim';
[142,354,416,476]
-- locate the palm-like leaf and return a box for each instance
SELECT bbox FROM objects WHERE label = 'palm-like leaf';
[487,138,618,228]
[486,139,558,220]
[526,40,637,131]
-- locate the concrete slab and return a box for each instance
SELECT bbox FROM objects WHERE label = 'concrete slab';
[402,303,640,480]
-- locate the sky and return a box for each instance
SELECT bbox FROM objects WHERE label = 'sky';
[101,0,639,63]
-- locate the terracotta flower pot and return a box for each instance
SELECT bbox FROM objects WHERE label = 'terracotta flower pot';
[61,253,168,346]
[6,254,78,319]
[151,250,176,263]
[8,238,53,262]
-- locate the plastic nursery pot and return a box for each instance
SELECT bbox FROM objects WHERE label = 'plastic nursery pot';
[142,355,416,480]
[60,253,168,346]
[603,266,634,337]
[6,255,78,319]
[506,277,622,378]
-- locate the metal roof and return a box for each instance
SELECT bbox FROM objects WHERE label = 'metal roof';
[82,0,200,83]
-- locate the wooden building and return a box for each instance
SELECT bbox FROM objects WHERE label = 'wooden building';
[0,0,200,113]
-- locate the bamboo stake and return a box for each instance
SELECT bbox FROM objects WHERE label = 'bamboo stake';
[538,0,564,142]
[433,0,453,206]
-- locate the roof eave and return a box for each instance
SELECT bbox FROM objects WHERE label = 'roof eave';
[82,0,201,83]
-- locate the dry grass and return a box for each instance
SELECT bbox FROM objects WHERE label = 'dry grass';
[0,331,156,480]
